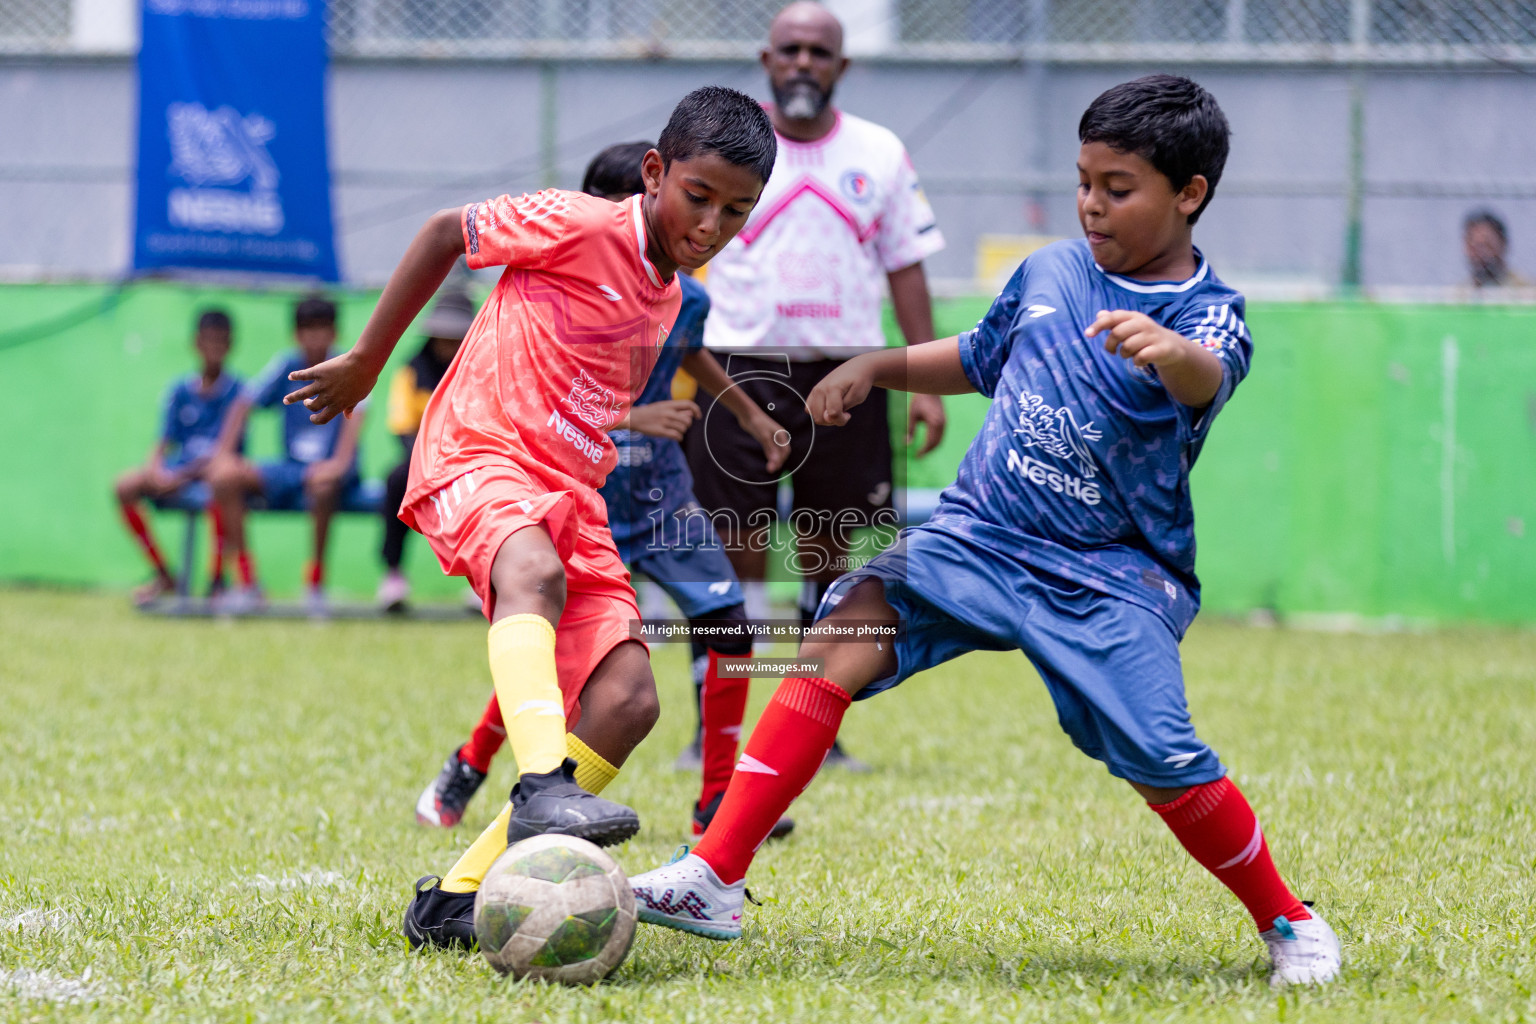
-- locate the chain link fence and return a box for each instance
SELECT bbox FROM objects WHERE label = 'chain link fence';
[324,0,1535,60]
[5,0,1533,58]
[0,0,71,53]
[4,0,1534,290]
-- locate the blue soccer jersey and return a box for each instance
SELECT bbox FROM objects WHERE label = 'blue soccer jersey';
[245,352,354,466]
[160,371,243,466]
[934,239,1252,636]
[602,273,710,549]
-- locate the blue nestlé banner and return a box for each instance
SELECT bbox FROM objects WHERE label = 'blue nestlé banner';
[133,0,339,280]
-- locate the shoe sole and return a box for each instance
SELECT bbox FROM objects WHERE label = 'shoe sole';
[507,814,640,848]
[636,906,740,940]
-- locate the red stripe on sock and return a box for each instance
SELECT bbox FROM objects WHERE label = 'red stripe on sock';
[120,503,170,577]
[693,677,850,884]
[307,560,324,588]
[236,550,255,588]
[699,648,750,810]
[1150,777,1310,931]
[460,692,506,774]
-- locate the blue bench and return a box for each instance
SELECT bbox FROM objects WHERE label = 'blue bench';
[151,478,386,598]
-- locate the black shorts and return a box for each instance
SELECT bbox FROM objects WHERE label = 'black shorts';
[683,355,893,529]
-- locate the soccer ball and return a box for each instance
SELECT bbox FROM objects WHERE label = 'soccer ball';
[473,834,637,985]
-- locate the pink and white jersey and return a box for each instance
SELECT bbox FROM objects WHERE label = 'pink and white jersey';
[702,110,945,360]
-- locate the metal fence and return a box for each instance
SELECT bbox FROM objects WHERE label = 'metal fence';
[329,0,1536,61]
[7,0,1534,59]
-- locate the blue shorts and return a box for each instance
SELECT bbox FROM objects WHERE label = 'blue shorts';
[254,460,359,512]
[627,542,743,619]
[615,500,744,620]
[820,526,1225,788]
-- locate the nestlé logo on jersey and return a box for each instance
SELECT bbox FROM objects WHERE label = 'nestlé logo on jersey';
[546,369,618,465]
[1007,391,1103,506]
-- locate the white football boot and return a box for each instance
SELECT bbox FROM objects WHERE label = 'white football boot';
[631,848,744,940]
[1261,910,1342,986]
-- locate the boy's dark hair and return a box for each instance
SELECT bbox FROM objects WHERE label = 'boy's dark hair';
[1079,74,1230,225]
[1464,208,1508,242]
[294,294,337,329]
[582,141,654,198]
[196,309,232,335]
[657,86,776,186]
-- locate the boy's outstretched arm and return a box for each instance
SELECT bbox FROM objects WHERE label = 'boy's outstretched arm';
[285,209,465,424]
[1086,309,1223,409]
[680,349,789,474]
[807,336,973,427]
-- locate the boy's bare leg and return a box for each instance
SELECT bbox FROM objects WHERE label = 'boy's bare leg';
[205,455,260,563]
[487,525,566,624]
[115,468,175,600]
[630,579,893,936]
[569,640,660,767]
[478,526,639,844]
[1131,781,1189,803]
[688,580,892,873]
[439,639,659,894]
[800,579,899,696]
[303,474,340,594]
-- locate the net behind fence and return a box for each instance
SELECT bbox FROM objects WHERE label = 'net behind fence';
[326,0,1536,60]
[8,0,1534,57]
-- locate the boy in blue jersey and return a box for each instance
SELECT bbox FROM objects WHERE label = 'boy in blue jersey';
[631,75,1342,986]
[207,296,367,614]
[115,309,243,605]
[414,142,796,842]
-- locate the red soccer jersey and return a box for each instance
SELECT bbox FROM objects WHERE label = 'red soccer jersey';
[404,191,680,510]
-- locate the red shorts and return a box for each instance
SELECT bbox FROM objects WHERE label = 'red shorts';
[401,462,643,723]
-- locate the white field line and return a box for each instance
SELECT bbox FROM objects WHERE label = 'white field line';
[2,967,102,1003]
[1,908,69,934]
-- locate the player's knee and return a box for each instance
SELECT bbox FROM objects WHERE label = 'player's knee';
[305,476,340,503]
[113,472,139,503]
[613,673,661,739]
[206,457,239,494]
[490,536,567,611]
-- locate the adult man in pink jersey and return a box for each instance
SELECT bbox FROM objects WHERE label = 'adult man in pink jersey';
[682,1,947,770]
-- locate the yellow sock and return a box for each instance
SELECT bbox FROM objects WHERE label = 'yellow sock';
[438,734,620,894]
[566,733,619,795]
[489,614,566,777]
[441,801,512,894]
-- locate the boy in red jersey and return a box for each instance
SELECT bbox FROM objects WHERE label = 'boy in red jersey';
[284,86,776,950]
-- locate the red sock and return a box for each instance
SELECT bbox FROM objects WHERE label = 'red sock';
[121,503,170,579]
[694,676,850,884]
[698,648,750,810]
[307,560,324,588]
[236,550,256,588]
[460,692,506,774]
[207,505,227,582]
[1151,776,1310,931]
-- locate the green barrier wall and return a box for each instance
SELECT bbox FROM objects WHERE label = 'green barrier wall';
[3,283,1534,622]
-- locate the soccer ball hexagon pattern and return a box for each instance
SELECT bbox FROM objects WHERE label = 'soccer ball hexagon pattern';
[473,834,637,985]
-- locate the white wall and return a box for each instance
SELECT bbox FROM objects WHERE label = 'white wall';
[2,55,1533,291]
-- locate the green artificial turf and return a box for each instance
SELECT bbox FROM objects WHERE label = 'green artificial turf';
[2,589,1534,1022]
